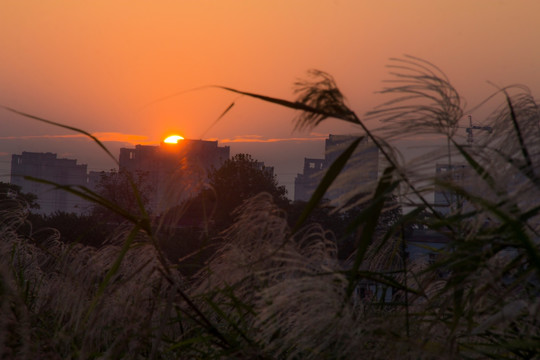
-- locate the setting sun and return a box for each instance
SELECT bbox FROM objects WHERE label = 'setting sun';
[163,135,184,144]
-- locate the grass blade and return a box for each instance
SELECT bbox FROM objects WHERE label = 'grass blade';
[214,86,358,125]
[1,106,118,166]
[292,137,362,233]
[346,166,398,297]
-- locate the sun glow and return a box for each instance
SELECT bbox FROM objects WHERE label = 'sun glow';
[163,135,184,144]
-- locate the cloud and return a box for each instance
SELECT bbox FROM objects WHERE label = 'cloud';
[218,135,328,143]
[0,132,328,146]
[232,134,264,139]
[309,132,329,137]
[92,132,151,144]
[0,132,152,145]
[0,134,84,140]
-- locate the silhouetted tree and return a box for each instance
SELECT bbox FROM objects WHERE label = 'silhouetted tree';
[92,169,152,221]
[28,211,110,247]
[0,181,39,210]
[190,154,289,230]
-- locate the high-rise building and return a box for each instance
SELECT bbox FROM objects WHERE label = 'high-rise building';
[294,158,326,202]
[294,134,379,202]
[119,139,230,212]
[433,163,471,214]
[10,152,89,214]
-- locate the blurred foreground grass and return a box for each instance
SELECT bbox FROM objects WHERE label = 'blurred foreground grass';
[1,56,539,359]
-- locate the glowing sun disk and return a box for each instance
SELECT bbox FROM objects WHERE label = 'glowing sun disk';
[164,135,184,144]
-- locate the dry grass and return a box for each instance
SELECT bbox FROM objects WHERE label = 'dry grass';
[1,56,539,358]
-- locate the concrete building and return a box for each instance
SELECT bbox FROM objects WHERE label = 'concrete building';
[433,164,471,214]
[294,134,379,202]
[294,158,326,202]
[254,160,275,178]
[119,139,230,212]
[87,170,107,192]
[433,160,536,218]
[10,152,89,214]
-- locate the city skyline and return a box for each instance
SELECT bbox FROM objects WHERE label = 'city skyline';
[1,3,539,356]
[7,134,350,203]
[2,1,539,195]
[5,135,319,199]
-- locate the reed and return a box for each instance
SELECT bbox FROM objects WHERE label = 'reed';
[1,56,538,358]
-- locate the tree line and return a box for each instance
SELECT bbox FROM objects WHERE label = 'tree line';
[3,153,397,276]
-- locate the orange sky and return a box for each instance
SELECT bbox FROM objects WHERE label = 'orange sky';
[1,1,540,192]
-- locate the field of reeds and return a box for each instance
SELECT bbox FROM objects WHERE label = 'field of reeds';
[1,56,539,359]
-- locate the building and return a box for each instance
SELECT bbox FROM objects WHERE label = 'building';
[433,163,469,214]
[294,158,325,202]
[87,170,107,192]
[433,163,477,215]
[119,139,230,212]
[10,152,89,214]
[254,160,275,178]
[294,134,379,202]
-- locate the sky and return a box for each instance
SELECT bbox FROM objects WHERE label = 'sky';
[1,1,540,197]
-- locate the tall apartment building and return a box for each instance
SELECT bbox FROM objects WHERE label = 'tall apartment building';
[294,158,326,202]
[433,163,471,215]
[433,161,527,215]
[11,152,89,214]
[119,139,230,212]
[294,134,379,202]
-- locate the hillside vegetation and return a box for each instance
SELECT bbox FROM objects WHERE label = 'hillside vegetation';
[1,57,539,359]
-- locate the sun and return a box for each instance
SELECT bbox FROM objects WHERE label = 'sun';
[163,135,184,144]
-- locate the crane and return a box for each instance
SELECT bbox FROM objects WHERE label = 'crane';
[465,115,492,144]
